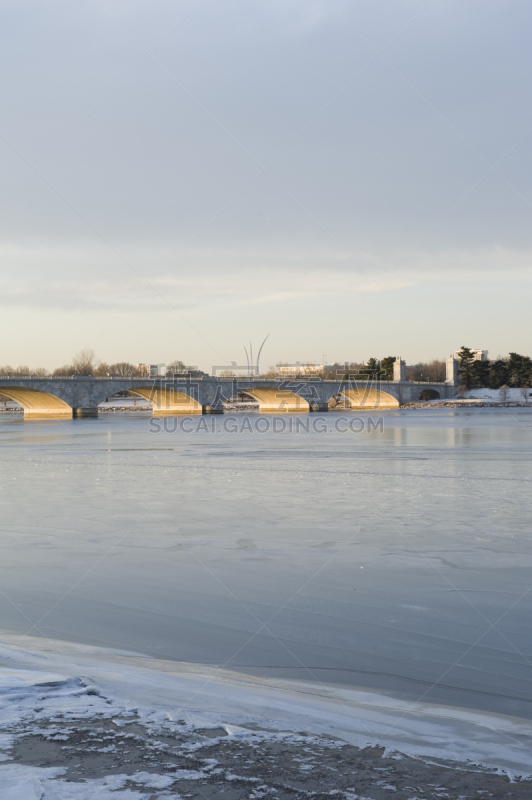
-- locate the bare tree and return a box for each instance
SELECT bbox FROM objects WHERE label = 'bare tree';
[0,365,49,376]
[53,364,74,377]
[166,360,187,376]
[405,361,445,382]
[72,349,96,376]
[109,362,136,377]
[520,386,530,405]
[499,384,509,402]
[321,362,364,380]
[423,359,446,382]
[406,363,424,381]
[94,362,110,377]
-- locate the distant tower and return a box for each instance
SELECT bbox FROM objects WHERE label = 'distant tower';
[446,355,459,385]
[393,358,405,382]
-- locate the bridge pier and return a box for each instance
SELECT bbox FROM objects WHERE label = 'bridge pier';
[72,407,99,418]
[309,401,329,412]
[202,404,225,415]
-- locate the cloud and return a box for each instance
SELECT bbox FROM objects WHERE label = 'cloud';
[1,241,530,312]
[1,0,531,362]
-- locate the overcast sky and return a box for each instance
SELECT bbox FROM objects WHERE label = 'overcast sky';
[1,0,531,370]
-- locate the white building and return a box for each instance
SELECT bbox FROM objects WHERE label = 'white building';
[454,350,488,361]
[276,362,323,376]
[136,363,167,377]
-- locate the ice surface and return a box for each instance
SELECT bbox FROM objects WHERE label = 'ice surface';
[0,409,531,795]
[2,632,532,774]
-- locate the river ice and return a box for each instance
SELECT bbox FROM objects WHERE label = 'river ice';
[0,409,531,737]
[1,634,532,798]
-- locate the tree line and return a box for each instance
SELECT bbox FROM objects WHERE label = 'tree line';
[2,348,531,388]
[0,350,194,378]
[319,358,446,382]
[457,347,532,390]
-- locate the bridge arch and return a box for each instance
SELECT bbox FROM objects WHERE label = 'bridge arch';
[419,389,440,401]
[127,386,202,415]
[239,387,310,413]
[0,387,72,417]
[336,387,400,410]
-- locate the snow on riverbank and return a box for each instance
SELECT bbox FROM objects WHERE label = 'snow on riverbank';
[405,387,532,408]
[457,388,532,402]
[1,632,532,798]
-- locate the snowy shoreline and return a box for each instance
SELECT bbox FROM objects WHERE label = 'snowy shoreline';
[403,400,532,409]
[1,631,532,798]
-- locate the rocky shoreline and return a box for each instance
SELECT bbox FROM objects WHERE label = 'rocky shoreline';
[403,401,531,409]
[1,402,530,414]
[2,670,531,800]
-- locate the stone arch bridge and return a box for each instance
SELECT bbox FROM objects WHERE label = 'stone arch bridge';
[0,377,455,418]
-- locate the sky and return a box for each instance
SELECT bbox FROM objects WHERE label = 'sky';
[0,0,531,372]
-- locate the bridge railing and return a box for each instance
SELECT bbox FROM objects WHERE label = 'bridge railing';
[0,375,450,385]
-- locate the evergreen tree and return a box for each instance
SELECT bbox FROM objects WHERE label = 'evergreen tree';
[522,356,532,387]
[489,359,508,387]
[488,369,501,389]
[380,356,396,380]
[358,357,379,381]
[470,359,490,388]
[457,346,476,390]
[507,353,532,387]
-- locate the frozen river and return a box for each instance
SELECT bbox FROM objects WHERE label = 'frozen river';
[1,408,531,721]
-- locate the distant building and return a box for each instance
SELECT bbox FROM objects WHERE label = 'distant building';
[212,361,252,378]
[454,350,488,361]
[168,366,208,378]
[276,362,323,377]
[145,363,166,377]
